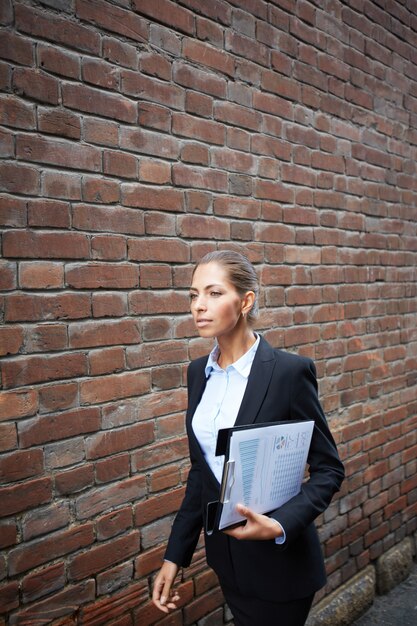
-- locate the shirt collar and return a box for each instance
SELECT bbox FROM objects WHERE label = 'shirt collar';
[205,333,260,379]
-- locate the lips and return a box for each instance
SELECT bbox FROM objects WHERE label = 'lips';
[196,318,212,326]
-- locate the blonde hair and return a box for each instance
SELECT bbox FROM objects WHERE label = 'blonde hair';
[193,250,259,325]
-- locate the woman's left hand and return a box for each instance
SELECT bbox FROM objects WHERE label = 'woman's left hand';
[223,504,283,541]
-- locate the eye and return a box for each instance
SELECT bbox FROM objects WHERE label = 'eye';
[189,293,197,300]
[210,291,222,297]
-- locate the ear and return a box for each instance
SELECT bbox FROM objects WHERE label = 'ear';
[241,291,255,316]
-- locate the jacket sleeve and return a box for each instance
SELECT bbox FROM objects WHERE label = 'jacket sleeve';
[164,362,204,567]
[270,357,345,545]
[164,453,204,567]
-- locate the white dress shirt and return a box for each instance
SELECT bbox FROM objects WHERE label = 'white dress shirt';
[192,334,286,544]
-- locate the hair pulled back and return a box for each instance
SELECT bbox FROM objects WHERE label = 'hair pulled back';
[193,250,259,325]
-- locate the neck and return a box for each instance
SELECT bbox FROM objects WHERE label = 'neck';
[216,327,257,369]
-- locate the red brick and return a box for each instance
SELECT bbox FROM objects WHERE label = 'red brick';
[0,161,40,195]
[138,102,171,132]
[0,423,17,452]
[3,230,89,259]
[132,436,188,472]
[103,37,138,69]
[0,581,19,614]
[139,159,171,184]
[103,150,138,179]
[89,346,125,376]
[8,523,94,575]
[177,214,230,239]
[19,261,64,289]
[0,389,37,421]
[85,421,154,460]
[140,263,172,288]
[70,530,140,580]
[96,508,132,541]
[0,476,52,519]
[0,522,17,549]
[2,352,87,389]
[38,44,80,79]
[0,195,27,227]
[28,198,71,228]
[0,260,16,290]
[0,29,33,65]
[22,501,71,541]
[42,169,82,200]
[261,70,301,101]
[82,580,147,625]
[173,164,228,192]
[83,118,119,147]
[55,464,95,495]
[16,3,100,51]
[122,184,184,211]
[91,235,127,261]
[134,488,184,526]
[10,580,95,624]
[18,407,100,448]
[80,370,150,405]
[185,90,213,118]
[122,70,184,110]
[226,30,269,66]
[13,67,59,105]
[75,476,147,520]
[0,94,36,129]
[92,292,128,318]
[134,544,165,577]
[140,51,171,80]
[17,134,101,172]
[3,451,43,493]
[120,127,180,159]
[134,0,194,34]
[0,326,23,356]
[173,113,225,145]
[126,339,187,369]
[69,319,140,349]
[63,82,137,123]
[215,101,261,131]
[95,454,130,484]
[183,38,234,76]
[22,562,66,604]
[128,237,189,262]
[66,262,138,289]
[5,292,90,322]
[173,61,226,98]
[77,0,148,42]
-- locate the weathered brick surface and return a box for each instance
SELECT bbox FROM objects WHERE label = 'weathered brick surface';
[1,1,417,624]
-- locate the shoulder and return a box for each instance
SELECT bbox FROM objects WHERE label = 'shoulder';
[187,354,208,379]
[259,336,316,375]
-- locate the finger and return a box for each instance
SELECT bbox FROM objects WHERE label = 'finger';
[160,577,175,606]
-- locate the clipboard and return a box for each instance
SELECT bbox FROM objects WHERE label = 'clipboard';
[206,420,314,535]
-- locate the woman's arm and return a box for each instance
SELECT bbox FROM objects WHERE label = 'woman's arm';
[226,357,344,543]
[269,357,345,544]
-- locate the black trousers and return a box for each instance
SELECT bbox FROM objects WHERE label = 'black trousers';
[222,586,315,626]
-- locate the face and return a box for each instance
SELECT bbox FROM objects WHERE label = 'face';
[189,262,243,339]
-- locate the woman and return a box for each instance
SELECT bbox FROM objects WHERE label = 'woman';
[152,250,345,626]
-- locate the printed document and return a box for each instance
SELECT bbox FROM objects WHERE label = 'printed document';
[218,420,314,530]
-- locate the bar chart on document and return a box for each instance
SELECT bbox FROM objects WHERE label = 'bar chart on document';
[218,421,315,530]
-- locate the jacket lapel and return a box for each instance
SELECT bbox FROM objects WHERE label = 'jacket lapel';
[234,335,276,426]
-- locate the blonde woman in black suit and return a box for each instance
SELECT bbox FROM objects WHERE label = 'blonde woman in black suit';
[153,250,344,626]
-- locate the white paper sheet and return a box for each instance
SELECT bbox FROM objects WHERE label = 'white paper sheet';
[218,420,315,530]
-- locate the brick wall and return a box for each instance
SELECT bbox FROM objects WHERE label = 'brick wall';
[1,0,417,623]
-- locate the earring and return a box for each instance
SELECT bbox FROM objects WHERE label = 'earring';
[242,311,245,318]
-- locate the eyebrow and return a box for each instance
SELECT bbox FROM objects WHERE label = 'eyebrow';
[189,284,223,292]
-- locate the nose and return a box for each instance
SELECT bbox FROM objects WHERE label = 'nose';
[193,295,207,310]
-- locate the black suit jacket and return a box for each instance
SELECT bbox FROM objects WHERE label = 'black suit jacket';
[165,336,345,601]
